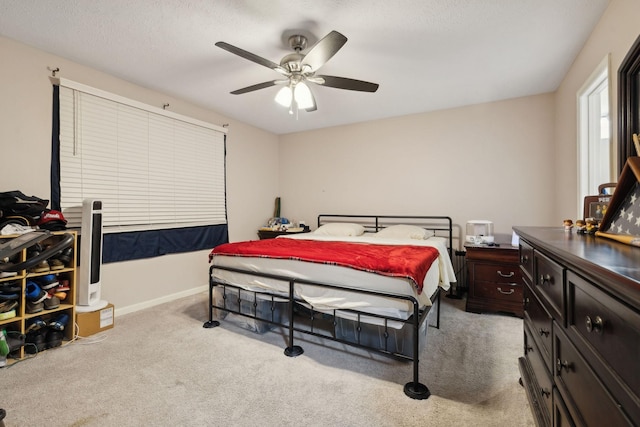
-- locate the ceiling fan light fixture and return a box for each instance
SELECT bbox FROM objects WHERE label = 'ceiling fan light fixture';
[275,86,293,107]
[294,82,314,109]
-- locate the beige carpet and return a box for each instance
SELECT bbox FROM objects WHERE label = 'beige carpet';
[1,293,534,426]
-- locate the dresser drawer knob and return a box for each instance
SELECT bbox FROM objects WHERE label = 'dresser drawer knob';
[521,255,529,263]
[556,358,573,374]
[585,315,604,334]
[497,287,515,295]
[497,270,514,278]
[538,328,550,337]
[539,274,552,285]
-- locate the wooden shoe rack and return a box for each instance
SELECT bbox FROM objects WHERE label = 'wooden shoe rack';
[0,231,77,364]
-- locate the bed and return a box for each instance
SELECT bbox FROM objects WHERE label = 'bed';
[205,214,456,399]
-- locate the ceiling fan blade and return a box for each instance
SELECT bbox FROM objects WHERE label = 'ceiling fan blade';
[216,41,288,75]
[230,80,280,95]
[301,31,348,72]
[315,75,379,92]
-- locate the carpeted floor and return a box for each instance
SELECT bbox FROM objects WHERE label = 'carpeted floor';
[1,292,534,426]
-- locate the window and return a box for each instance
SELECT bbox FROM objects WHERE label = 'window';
[52,78,228,262]
[578,55,613,215]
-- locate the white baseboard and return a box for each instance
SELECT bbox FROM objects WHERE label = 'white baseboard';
[113,285,208,317]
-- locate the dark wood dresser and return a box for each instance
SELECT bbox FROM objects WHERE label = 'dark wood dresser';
[513,226,640,426]
[465,242,523,317]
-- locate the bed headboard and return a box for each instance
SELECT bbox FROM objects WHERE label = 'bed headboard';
[317,214,453,258]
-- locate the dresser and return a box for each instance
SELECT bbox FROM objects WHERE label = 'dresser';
[465,242,523,317]
[513,226,640,427]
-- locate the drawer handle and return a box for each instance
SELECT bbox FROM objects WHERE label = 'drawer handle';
[538,328,550,337]
[585,315,604,334]
[521,255,529,263]
[497,270,515,278]
[556,359,573,375]
[540,388,550,398]
[539,274,552,285]
[497,287,514,295]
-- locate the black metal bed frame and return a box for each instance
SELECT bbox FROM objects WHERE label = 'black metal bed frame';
[204,214,453,400]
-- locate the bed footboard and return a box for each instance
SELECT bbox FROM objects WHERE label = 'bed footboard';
[204,264,440,400]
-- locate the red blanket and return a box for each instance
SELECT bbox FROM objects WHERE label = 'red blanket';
[209,239,439,294]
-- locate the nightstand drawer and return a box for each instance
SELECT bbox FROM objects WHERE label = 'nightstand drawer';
[472,280,522,303]
[473,263,521,284]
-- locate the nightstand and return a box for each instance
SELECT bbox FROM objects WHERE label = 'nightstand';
[464,242,523,317]
[257,229,310,240]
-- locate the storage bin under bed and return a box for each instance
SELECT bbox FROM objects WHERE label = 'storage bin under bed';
[213,286,288,334]
[333,297,437,358]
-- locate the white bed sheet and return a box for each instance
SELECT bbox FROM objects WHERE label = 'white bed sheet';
[209,234,456,324]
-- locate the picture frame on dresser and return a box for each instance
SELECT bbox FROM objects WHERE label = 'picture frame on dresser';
[595,157,640,247]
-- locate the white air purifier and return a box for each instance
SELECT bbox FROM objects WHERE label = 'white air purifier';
[76,199,108,312]
[465,220,495,244]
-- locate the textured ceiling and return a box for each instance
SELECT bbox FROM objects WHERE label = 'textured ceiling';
[0,0,609,135]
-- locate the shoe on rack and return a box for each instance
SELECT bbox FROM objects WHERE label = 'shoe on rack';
[0,271,17,278]
[25,317,47,333]
[0,300,18,313]
[25,329,47,354]
[43,296,60,310]
[0,309,16,321]
[51,291,67,301]
[26,300,44,314]
[0,291,19,301]
[28,259,49,273]
[37,274,59,290]
[0,281,21,293]
[49,313,69,331]
[55,247,73,265]
[49,259,65,271]
[25,281,48,304]
[46,329,64,349]
[56,279,70,292]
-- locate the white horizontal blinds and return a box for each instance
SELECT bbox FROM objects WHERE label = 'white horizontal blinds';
[57,82,227,231]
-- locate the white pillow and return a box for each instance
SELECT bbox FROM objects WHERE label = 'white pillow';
[373,224,434,240]
[314,222,365,236]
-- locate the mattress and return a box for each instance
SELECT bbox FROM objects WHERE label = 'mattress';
[209,233,456,325]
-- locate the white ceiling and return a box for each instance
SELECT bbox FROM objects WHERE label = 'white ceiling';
[0,0,609,135]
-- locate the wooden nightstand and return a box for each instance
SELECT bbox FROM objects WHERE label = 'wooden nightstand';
[257,229,310,240]
[464,242,523,317]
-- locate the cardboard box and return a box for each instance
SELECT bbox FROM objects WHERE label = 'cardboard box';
[76,303,115,337]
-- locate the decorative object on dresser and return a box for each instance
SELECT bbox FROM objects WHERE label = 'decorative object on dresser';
[595,157,640,247]
[514,226,640,426]
[464,241,523,317]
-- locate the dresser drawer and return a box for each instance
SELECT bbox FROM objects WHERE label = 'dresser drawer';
[567,271,640,407]
[554,326,634,426]
[519,239,534,281]
[533,251,565,326]
[524,324,553,423]
[524,283,552,374]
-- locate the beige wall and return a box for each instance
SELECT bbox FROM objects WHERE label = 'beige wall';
[554,0,640,220]
[279,93,556,246]
[0,36,280,314]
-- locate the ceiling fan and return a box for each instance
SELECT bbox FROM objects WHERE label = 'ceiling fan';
[215,30,379,114]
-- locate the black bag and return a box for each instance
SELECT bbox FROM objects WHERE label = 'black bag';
[0,191,49,218]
